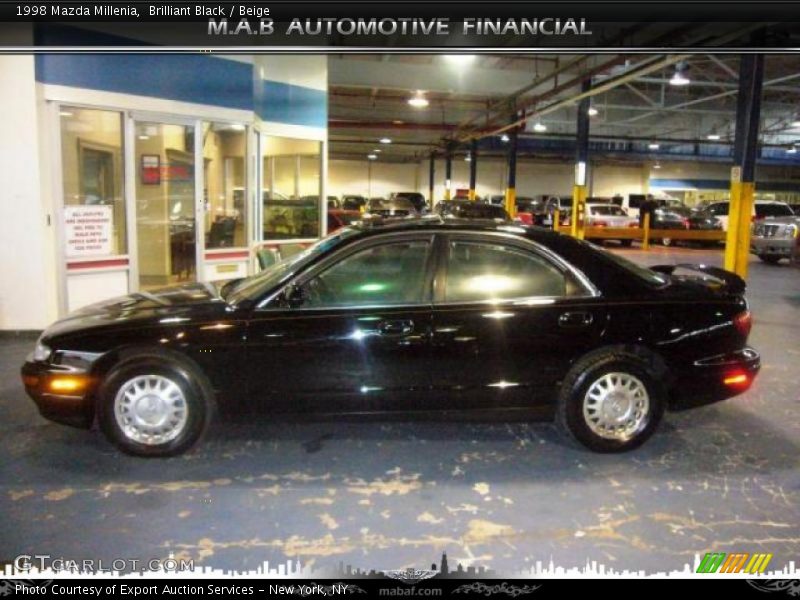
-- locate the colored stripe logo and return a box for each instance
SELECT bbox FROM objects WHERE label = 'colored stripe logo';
[697,552,773,574]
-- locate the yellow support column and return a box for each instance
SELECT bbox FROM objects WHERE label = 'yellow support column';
[553,209,560,233]
[571,185,587,240]
[725,181,755,278]
[642,212,651,250]
[505,187,517,219]
[724,180,742,272]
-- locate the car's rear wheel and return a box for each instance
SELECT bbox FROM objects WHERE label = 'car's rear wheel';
[556,349,665,452]
[758,254,782,264]
[97,355,213,457]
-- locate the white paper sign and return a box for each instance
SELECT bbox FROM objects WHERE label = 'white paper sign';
[64,205,113,257]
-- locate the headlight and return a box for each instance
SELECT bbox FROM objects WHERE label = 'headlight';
[787,224,798,239]
[33,341,51,362]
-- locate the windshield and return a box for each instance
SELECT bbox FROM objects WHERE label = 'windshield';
[226,228,360,304]
[756,203,794,218]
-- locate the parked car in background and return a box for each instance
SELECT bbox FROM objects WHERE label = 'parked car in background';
[327,209,362,233]
[363,197,419,219]
[705,200,795,231]
[22,218,759,456]
[586,204,639,246]
[342,195,367,211]
[750,214,800,263]
[650,206,723,247]
[390,192,428,214]
[435,200,510,221]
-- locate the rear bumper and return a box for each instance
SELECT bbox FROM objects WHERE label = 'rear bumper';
[750,237,795,257]
[670,347,760,410]
[21,361,95,429]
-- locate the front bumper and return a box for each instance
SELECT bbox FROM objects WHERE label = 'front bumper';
[750,237,796,257]
[670,347,760,410]
[21,361,95,429]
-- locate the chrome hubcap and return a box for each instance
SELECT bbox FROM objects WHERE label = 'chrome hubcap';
[114,374,188,445]
[582,372,650,441]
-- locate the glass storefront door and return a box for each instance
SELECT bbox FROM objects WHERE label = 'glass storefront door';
[133,120,198,290]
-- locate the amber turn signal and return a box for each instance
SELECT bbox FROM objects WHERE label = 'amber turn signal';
[48,376,87,393]
[723,372,749,386]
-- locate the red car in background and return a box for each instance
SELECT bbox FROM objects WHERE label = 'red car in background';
[327,209,362,233]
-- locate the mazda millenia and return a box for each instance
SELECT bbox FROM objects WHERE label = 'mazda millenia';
[22,219,759,456]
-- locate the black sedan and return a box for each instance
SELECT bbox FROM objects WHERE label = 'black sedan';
[22,219,759,457]
[650,206,723,246]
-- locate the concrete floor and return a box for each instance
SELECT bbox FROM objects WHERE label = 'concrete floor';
[1,246,799,576]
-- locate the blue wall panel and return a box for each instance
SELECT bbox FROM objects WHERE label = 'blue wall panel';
[36,54,255,111]
[255,80,327,129]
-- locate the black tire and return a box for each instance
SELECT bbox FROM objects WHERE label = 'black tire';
[97,353,214,457]
[758,254,782,265]
[556,349,666,452]
[619,239,633,247]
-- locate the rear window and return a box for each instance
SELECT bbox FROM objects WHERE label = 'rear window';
[756,203,795,218]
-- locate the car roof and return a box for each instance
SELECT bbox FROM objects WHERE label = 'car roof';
[348,216,544,239]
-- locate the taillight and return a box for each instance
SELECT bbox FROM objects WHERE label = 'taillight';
[733,310,752,337]
[594,220,608,227]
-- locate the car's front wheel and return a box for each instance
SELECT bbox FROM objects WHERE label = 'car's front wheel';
[556,349,665,452]
[97,355,213,457]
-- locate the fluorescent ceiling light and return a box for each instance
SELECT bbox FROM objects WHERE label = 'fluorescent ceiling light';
[59,111,73,117]
[648,143,660,150]
[653,163,662,169]
[373,149,382,153]
[367,153,378,160]
[465,154,471,162]
[587,107,599,116]
[445,55,476,66]
[379,137,392,144]
[669,71,690,86]
[533,122,547,132]
[706,134,721,141]
[500,133,510,142]
[408,92,429,108]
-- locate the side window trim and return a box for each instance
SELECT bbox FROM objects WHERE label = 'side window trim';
[257,233,437,312]
[434,232,598,306]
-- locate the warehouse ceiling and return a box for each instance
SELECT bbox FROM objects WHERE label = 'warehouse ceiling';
[328,49,800,164]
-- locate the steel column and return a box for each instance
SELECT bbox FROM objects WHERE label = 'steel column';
[468,138,478,201]
[504,124,518,218]
[444,147,453,201]
[571,79,591,239]
[428,152,436,210]
[724,53,764,278]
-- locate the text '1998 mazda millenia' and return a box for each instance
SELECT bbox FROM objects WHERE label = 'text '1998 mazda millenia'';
[22,219,760,456]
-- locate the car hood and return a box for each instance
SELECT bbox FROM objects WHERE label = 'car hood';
[43,282,229,341]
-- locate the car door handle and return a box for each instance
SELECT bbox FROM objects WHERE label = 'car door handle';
[558,311,593,328]
[378,319,414,336]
